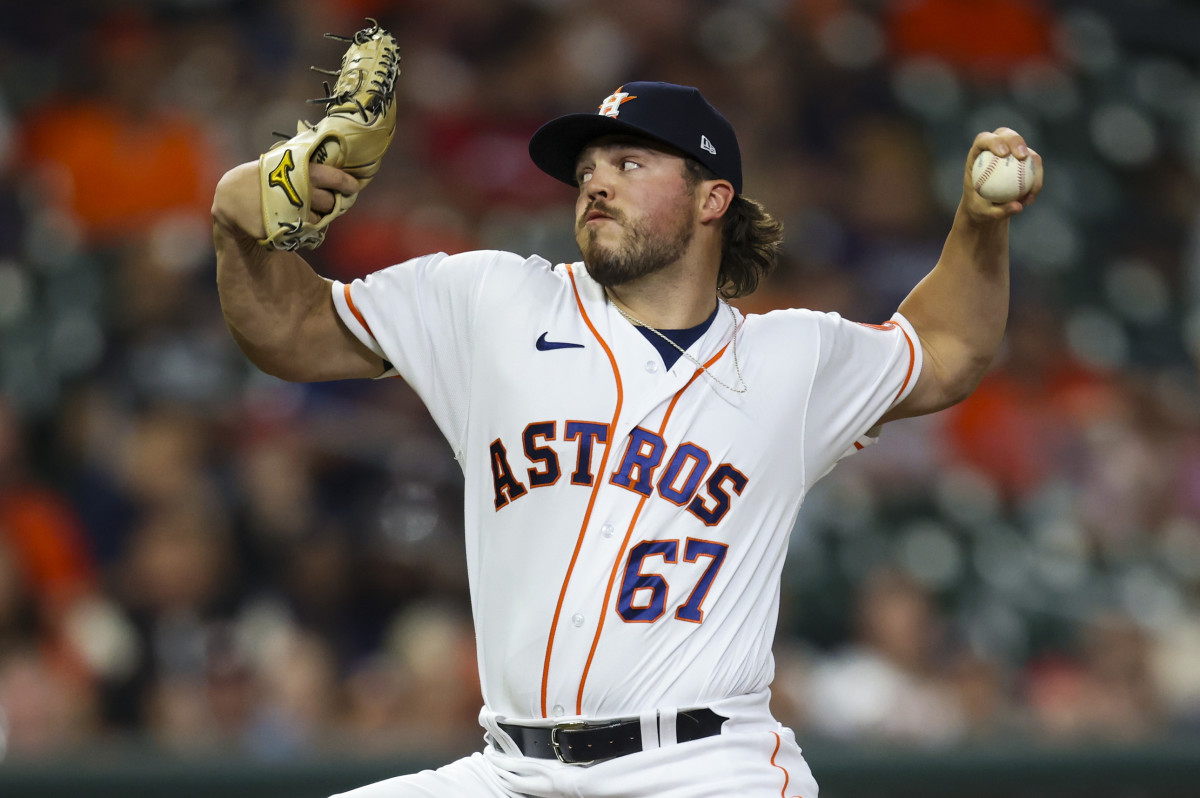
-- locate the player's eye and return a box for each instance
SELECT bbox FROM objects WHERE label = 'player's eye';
[578,171,592,184]
[622,160,640,171]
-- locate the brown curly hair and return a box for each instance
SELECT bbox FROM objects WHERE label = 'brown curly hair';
[683,159,783,299]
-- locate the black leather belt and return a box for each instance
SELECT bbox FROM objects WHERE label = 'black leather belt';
[499,708,726,765]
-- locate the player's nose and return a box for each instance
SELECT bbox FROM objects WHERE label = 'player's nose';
[584,165,616,200]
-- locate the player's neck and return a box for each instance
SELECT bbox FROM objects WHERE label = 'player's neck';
[604,273,718,330]
[602,235,721,329]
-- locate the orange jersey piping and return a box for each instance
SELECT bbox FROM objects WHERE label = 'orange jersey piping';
[769,731,804,797]
[851,319,916,451]
[574,340,731,713]
[892,321,916,401]
[540,265,624,718]
[343,283,375,341]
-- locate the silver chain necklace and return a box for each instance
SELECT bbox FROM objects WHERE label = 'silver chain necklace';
[608,294,748,394]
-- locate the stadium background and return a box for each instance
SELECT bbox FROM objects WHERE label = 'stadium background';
[1,0,1200,795]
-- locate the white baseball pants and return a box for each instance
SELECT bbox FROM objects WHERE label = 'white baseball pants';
[329,725,818,798]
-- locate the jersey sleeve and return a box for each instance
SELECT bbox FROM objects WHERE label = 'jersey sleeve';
[803,311,922,483]
[330,250,508,458]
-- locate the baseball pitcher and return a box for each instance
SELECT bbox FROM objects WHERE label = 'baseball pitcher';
[211,20,1042,798]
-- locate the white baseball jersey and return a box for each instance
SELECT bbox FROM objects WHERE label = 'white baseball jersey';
[331,250,921,727]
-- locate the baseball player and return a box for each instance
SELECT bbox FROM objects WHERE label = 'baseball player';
[212,80,1041,797]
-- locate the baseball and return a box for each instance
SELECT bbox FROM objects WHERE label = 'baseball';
[971,151,1035,203]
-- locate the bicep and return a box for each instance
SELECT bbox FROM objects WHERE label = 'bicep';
[877,325,986,424]
[293,280,387,381]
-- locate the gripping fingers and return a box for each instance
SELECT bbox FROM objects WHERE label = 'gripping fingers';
[307,164,361,223]
[1019,148,1044,207]
[974,127,1026,158]
[965,127,1043,218]
[310,163,361,198]
[309,188,336,220]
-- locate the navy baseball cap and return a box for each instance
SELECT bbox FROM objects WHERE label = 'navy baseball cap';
[529,82,742,194]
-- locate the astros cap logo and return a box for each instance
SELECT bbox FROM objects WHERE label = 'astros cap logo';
[530,81,743,194]
[597,86,637,117]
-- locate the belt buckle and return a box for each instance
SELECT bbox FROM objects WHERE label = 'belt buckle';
[549,722,594,766]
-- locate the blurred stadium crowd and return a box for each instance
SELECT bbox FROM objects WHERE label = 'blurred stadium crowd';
[2,0,1200,763]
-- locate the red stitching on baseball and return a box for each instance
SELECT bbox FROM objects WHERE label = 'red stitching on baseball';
[974,154,998,191]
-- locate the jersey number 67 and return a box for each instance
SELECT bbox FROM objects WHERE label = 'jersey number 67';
[617,537,728,624]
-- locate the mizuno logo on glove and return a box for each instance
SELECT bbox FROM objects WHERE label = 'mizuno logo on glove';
[268,150,303,207]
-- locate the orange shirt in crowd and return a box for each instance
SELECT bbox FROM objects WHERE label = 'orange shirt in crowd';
[21,101,214,241]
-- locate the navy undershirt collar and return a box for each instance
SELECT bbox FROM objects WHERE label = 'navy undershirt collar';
[635,304,720,370]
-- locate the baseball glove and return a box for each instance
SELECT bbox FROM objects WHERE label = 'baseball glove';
[258,19,400,251]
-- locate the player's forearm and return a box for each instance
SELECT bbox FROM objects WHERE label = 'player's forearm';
[212,158,383,382]
[898,205,1010,407]
[213,218,335,380]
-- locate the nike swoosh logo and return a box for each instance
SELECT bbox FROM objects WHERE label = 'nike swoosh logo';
[536,332,585,351]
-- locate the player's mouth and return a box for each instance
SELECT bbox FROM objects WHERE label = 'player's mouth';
[576,203,623,238]
[580,201,621,227]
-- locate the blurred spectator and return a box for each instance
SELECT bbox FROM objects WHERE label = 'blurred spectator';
[0,400,114,757]
[949,650,1018,740]
[339,601,481,756]
[886,0,1055,81]
[1025,613,1164,742]
[243,627,341,759]
[943,302,1111,502]
[805,568,966,745]
[19,10,218,244]
[0,646,96,757]
[0,400,96,619]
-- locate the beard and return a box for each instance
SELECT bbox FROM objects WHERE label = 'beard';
[577,201,696,288]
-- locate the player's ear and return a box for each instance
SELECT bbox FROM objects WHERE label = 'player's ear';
[699,180,734,224]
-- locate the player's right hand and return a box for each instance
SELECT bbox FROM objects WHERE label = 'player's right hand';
[307,163,363,224]
[960,127,1043,223]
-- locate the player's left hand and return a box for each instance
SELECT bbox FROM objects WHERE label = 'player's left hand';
[257,19,400,251]
[961,127,1043,222]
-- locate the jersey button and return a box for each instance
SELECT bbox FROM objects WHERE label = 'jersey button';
[645,360,659,373]
[600,523,614,538]
[571,613,585,627]
[552,704,566,717]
